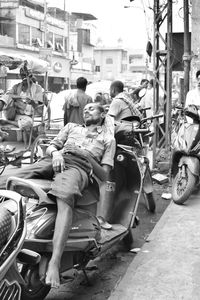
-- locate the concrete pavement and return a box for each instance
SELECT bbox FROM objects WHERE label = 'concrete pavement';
[109,192,200,300]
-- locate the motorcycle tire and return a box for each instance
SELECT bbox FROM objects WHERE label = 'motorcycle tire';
[143,192,156,213]
[172,167,196,205]
[20,265,50,300]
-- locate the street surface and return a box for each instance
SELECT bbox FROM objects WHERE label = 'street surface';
[0,163,170,299]
[46,182,170,300]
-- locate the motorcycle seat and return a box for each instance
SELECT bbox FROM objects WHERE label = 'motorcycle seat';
[8,177,99,207]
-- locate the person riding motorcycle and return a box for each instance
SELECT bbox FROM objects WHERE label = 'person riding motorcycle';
[108,80,142,121]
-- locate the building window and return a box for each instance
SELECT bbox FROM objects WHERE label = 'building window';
[122,51,127,60]
[122,64,127,72]
[55,34,64,52]
[95,66,100,72]
[106,58,113,64]
[18,23,30,45]
[31,27,42,47]
[47,31,53,48]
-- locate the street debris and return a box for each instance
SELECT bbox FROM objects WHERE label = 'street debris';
[161,193,172,200]
[152,173,168,184]
[130,248,141,253]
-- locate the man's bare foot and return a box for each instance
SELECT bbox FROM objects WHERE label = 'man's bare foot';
[45,262,60,288]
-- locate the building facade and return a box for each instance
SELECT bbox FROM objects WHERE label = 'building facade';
[0,0,97,92]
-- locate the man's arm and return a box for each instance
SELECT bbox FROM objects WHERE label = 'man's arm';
[107,99,121,118]
[0,100,5,111]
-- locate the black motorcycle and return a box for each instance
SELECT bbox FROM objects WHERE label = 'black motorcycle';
[6,117,156,300]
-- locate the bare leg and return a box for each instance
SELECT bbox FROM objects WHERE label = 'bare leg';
[45,199,73,288]
[98,181,115,221]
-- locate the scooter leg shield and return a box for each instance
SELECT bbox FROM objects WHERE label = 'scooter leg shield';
[178,156,200,177]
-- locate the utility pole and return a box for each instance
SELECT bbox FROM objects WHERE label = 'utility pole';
[183,0,191,103]
[152,0,173,168]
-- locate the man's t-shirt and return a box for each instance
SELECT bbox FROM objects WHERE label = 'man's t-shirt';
[50,122,116,168]
[108,92,141,121]
[63,89,92,125]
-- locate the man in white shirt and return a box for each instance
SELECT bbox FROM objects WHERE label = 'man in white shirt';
[185,70,200,108]
[138,79,154,118]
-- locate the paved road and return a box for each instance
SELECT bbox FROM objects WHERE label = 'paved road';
[46,182,170,300]
[0,164,170,299]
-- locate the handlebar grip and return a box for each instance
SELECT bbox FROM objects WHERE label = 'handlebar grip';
[133,129,151,134]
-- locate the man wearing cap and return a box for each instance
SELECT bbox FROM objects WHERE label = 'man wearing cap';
[0,67,43,130]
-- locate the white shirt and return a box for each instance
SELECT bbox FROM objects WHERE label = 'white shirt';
[185,88,200,108]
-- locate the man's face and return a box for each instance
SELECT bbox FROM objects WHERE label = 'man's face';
[83,103,104,126]
[110,85,116,98]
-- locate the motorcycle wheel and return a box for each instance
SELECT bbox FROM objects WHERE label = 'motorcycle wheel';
[20,265,50,300]
[143,192,156,213]
[172,167,196,205]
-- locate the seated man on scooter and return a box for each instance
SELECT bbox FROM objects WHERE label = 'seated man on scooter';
[0,103,116,288]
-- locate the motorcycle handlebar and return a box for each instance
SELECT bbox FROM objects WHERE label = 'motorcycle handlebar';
[141,113,163,123]
[133,128,151,134]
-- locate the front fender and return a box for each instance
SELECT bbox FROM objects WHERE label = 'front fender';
[143,168,153,194]
[178,156,200,177]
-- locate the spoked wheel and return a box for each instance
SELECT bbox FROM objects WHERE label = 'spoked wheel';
[172,167,196,205]
[20,265,50,300]
[143,191,156,213]
[30,134,47,164]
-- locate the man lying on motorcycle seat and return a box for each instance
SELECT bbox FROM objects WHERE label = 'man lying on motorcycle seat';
[0,103,116,288]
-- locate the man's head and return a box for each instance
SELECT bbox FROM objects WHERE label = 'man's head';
[196,70,200,89]
[148,79,154,89]
[110,80,124,98]
[19,67,34,88]
[76,77,88,91]
[140,79,149,87]
[83,103,105,126]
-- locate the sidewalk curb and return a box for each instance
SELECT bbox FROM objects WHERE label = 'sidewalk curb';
[109,195,200,300]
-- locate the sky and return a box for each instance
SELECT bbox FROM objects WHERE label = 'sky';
[46,0,155,50]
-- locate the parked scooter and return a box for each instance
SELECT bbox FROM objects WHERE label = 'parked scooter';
[0,189,40,299]
[6,119,156,300]
[171,105,200,204]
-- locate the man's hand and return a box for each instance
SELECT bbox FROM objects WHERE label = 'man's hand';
[26,97,36,106]
[52,151,64,173]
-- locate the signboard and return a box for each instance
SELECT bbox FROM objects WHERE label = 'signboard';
[0,0,19,9]
[39,48,52,66]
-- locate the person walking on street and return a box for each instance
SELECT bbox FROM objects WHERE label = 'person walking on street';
[63,77,92,126]
[138,79,154,118]
[185,70,200,109]
[108,80,142,121]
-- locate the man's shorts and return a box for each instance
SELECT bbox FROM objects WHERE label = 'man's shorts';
[15,115,33,130]
[48,166,89,208]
